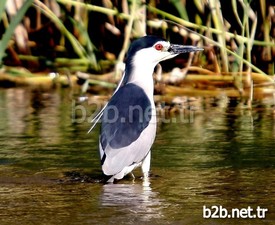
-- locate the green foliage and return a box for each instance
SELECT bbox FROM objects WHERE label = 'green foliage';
[0,0,33,67]
[0,0,8,23]
[1,0,274,79]
[170,0,189,21]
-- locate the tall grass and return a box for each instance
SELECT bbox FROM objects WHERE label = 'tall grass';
[1,0,274,89]
[0,0,33,67]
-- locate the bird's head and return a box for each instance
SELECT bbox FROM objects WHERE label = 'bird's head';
[126,35,203,67]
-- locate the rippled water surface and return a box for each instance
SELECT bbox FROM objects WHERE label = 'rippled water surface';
[0,88,274,225]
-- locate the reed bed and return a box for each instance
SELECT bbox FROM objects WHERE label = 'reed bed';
[0,0,274,100]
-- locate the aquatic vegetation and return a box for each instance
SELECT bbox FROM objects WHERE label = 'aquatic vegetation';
[0,0,274,100]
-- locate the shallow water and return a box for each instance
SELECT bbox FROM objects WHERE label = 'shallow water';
[0,88,274,225]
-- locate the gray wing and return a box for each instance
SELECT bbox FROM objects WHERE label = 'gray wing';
[99,83,154,175]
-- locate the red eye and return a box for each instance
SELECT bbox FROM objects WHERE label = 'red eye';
[155,43,163,51]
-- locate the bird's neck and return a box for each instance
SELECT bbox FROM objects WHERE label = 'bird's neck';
[124,63,156,100]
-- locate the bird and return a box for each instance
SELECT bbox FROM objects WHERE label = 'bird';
[89,35,203,183]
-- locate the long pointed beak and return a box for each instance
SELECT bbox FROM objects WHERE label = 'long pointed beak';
[168,44,204,54]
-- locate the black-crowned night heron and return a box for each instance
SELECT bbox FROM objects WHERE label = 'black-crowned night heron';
[89,35,203,183]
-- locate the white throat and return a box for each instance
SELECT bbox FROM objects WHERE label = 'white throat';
[127,64,155,98]
[126,52,158,100]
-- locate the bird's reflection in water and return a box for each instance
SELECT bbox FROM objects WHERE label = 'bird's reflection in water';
[100,182,164,223]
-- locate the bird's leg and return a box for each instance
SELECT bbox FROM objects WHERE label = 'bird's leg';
[141,151,151,187]
[141,151,151,174]
[142,172,150,187]
[130,172,135,183]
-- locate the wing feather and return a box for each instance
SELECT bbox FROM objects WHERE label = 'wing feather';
[99,83,155,175]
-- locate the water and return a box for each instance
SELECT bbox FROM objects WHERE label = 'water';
[0,88,274,225]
